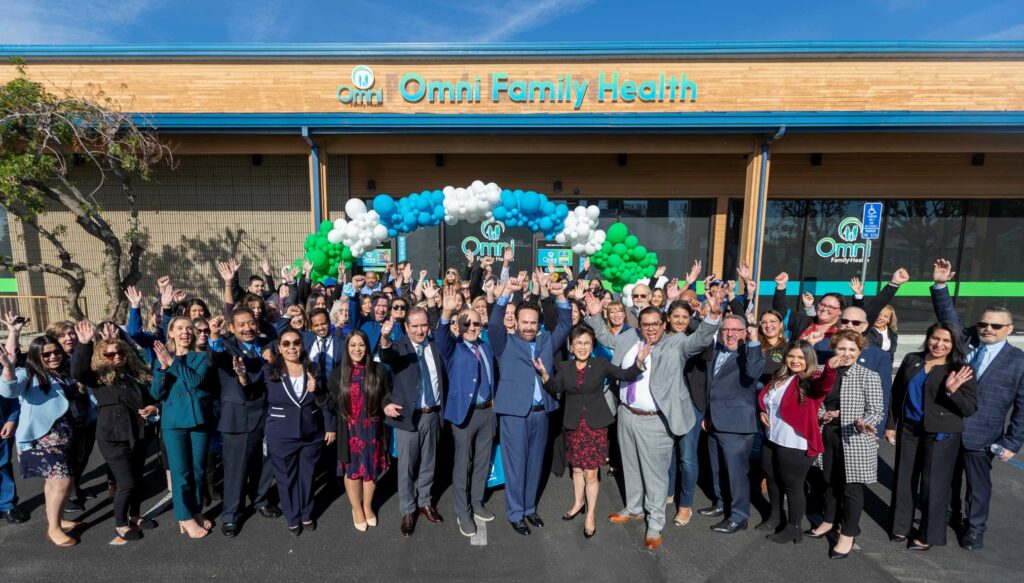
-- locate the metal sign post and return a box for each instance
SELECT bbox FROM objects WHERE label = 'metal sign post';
[861,202,883,285]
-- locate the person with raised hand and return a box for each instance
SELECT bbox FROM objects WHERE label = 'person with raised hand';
[886,320,977,551]
[71,320,159,543]
[488,275,573,536]
[929,258,1024,551]
[584,289,722,550]
[150,312,214,539]
[535,326,649,539]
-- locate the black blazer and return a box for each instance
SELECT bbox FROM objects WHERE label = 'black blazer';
[866,327,899,364]
[543,357,643,430]
[379,335,448,432]
[211,337,268,434]
[886,351,978,433]
[71,342,156,446]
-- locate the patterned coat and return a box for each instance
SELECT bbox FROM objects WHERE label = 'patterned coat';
[814,364,884,484]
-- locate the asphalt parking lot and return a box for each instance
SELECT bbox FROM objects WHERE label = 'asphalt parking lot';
[1,437,1022,582]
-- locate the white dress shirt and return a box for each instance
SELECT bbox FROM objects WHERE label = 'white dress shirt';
[620,342,657,412]
[764,376,808,450]
[415,341,441,408]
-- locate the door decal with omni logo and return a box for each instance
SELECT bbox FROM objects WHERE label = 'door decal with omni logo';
[816,217,871,264]
[462,218,514,258]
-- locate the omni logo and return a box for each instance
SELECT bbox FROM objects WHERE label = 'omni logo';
[481,218,505,241]
[816,216,870,264]
[351,65,375,90]
[462,219,514,258]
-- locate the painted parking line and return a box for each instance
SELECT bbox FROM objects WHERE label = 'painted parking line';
[107,491,173,546]
[470,517,487,546]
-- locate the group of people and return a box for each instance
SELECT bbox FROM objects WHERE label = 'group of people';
[0,249,1020,559]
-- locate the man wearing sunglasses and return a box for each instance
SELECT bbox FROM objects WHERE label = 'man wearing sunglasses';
[624,284,652,329]
[931,258,1024,551]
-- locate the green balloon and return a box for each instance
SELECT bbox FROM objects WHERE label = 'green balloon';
[606,223,628,244]
[308,250,329,271]
[625,235,639,249]
[319,220,333,231]
[612,243,628,256]
[342,247,353,261]
[644,266,656,277]
[608,255,623,267]
[632,245,647,261]
[601,241,613,254]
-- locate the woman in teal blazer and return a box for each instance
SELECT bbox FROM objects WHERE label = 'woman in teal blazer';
[151,316,214,539]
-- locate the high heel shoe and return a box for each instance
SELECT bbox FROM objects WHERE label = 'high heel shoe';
[179,520,209,539]
[366,514,378,528]
[830,539,854,559]
[114,526,142,541]
[352,509,368,532]
[562,505,586,521]
[133,517,158,530]
[47,532,77,548]
[584,526,596,539]
[192,514,212,530]
[767,524,803,544]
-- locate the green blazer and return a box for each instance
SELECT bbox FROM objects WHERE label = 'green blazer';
[150,351,214,430]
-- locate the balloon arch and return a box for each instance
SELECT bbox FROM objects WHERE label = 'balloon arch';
[297,181,658,291]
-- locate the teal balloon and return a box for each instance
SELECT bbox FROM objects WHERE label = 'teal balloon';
[625,235,639,249]
[606,223,628,244]
[632,246,647,261]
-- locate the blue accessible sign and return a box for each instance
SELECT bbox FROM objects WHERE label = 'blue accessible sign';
[862,202,883,240]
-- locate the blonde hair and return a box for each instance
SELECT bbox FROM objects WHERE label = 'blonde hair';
[164,316,197,354]
[91,338,152,386]
[879,305,898,332]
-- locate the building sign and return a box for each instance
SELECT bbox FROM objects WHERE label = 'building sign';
[461,218,515,259]
[815,217,872,264]
[338,66,697,110]
[536,246,574,270]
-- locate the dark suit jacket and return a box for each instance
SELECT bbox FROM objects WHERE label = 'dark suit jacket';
[705,343,766,434]
[211,337,269,434]
[866,327,899,363]
[434,321,495,427]
[263,364,336,441]
[71,341,156,446]
[543,357,643,430]
[886,351,978,433]
[931,284,1024,451]
[685,345,712,413]
[379,335,447,432]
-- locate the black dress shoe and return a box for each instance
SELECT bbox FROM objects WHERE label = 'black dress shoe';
[3,507,28,524]
[510,520,531,536]
[829,546,851,559]
[710,519,748,534]
[960,531,984,551]
[525,513,545,528]
[221,522,238,537]
[257,505,282,519]
[302,520,317,532]
[698,506,725,518]
[889,533,907,543]
[767,524,802,544]
[289,524,302,536]
[755,519,780,532]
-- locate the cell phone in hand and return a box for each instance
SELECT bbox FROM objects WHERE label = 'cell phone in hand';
[11,317,27,325]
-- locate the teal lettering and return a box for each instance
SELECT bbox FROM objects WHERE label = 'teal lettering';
[572,78,588,110]
[620,80,636,102]
[491,72,508,102]
[529,80,555,102]
[598,72,618,102]
[400,73,425,103]
[638,80,657,101]
[508,80,528,102]
[427,81,455,103]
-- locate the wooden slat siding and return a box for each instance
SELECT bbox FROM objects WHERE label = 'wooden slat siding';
[9,155,311,318]
[769,153,1024,197]
[345,154,746,199]
[711,195,729,278]
[164,135,310,154]
[2,60,1023,113]
[326,155,350,216]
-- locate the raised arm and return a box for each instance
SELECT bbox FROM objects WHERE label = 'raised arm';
[930,258,965,330]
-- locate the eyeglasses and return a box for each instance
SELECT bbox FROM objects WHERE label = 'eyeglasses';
[103,350,125,359]
[632,294,648,299]
[446,270,458,275]
[195,328,211,335]
[818,304,841,312]
[391,305,408,311]
[41,350,63,358]
[640,322,662,329]
[977,322,1010,331]
[721,328,744,333]
[279,340,301,348]
[840,318,866,326]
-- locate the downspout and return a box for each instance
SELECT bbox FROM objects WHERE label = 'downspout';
[751,126,786,295]
[302,126,323,226]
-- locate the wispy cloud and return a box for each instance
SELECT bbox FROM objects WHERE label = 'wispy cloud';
[474,0,595,42]
[0,0,160,44]
[980,23,1024,41]
[228,0,299,43]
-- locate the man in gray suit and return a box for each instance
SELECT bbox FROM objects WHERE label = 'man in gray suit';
[585,292,721,550]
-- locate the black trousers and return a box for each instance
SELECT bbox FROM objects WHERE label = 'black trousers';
[820,424,865,537]
[220,428,275,524]
[70,420,97,494]
[761,440,814,528]
[889,421,960,545]
[96,437,149,527]
[951,447,994,534]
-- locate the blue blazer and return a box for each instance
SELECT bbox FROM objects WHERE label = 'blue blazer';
[0,369,69,452]
[487,297,572,417]
[210,336,269,434]
[348,295,405,354]
[263,364,337,441]
[379,335,447,432]
[435,318,495,426]
[150,351,214,430]
[704,344,767,434]
[932,285,1024,452]
[302,331,345,375]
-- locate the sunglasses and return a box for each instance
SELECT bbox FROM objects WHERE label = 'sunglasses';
[279,340,303,348]
[195,328,211,335]
[463,321,483,328]
[840,318,866,326]
[632,294,648,299]
[41,350,63,358]
[391,305,408,311]
[977,322,1009,331]
[103,350,125,359]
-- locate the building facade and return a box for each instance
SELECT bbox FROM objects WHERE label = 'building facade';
[1,42,1022,331]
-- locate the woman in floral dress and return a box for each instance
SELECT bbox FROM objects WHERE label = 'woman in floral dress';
[327,330,389,531]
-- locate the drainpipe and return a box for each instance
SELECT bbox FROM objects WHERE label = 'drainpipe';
[302,126,323,226]
[751,126,786,294]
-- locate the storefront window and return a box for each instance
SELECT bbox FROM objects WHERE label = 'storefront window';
[959,200,1024,329]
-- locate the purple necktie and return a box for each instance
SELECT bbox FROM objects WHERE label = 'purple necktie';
[625,343,646,404]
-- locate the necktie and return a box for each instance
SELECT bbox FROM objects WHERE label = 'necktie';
[714,349,731,376]
[969,344,987,376]
[529,343,544,405]
[317,338,328,372]
[417,344,435,407]
[472,343,491,401]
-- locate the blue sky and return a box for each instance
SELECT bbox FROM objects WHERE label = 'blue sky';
[0,0,1021,44]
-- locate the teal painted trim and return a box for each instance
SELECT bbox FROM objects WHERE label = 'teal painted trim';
[2,41,1024,60]
[134,112,1024,133]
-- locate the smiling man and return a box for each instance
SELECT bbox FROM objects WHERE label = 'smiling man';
[931,258,1024,551]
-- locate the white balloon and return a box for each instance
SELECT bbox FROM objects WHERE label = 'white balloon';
[327,229,343,244]
[572,243,585,254]
[372,225,388,239]
[555,233,567,245]
[586,205,601,220]
[344,198,367,219]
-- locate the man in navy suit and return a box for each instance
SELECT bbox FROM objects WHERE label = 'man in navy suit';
[488,277,572,536]
[380,306,447,537]
[436,288,497,537]
[931,259,1024,551]
[303,308,344,388]
[210,307,282,537]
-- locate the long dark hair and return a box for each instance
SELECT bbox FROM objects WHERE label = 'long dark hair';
[772,340,819,404]
[332,330,386,420]
[25,335,66,394]
[180,298,211,319]
[268,329,317,383]
[923,321,969,372]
